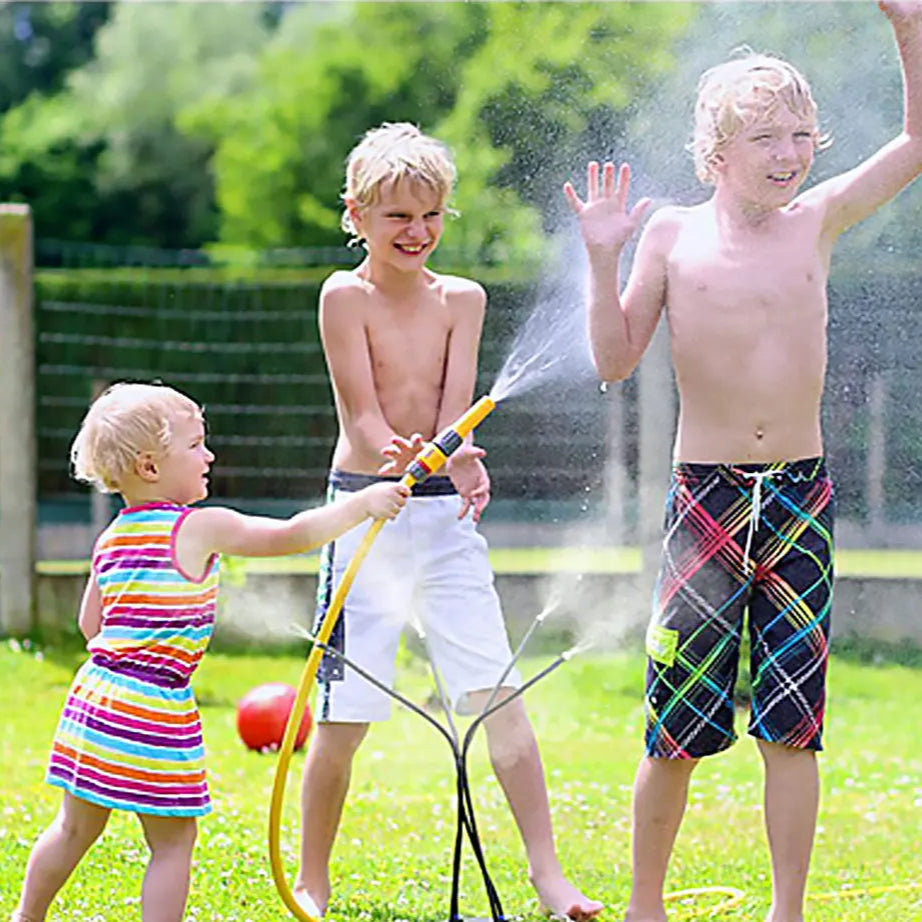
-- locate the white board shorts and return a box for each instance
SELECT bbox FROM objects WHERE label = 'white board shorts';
[312,472,521,723]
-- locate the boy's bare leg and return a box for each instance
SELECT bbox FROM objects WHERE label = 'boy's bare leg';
[136,813,197,922]
[479,693,603,921]
[757,740,818,922]
[15,792,110,922]
[623,755,698,922]
[295,722,369,916]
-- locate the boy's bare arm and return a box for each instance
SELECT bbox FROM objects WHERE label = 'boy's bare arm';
[564,161,666,382]
[435,281,486,429]
[812,0,922,237]
[436,281,492,520]
[319,279,398,458]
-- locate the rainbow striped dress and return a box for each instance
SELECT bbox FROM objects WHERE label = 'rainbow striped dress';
[46,502,219,816]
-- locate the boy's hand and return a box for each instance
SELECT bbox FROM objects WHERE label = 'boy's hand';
[446,444,490,522]
[363,481,410,520]
[563,160,651,253]
[378,433,426,476]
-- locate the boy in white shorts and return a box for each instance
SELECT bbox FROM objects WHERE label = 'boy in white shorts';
[295,122,602,922]
[314,472,515,722]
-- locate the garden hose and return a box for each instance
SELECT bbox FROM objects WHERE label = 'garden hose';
[268,397,496,922]
[664,880,922,919]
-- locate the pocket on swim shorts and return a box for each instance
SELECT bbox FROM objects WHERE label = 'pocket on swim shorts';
[646,622,679,667]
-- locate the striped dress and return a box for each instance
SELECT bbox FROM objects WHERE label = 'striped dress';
[46,502,219,816]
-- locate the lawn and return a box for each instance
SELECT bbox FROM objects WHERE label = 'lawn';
[1,641,921,921]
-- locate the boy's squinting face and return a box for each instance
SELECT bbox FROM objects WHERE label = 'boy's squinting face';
[715,106,816,210]
[155,413,215,505]
[355,179,445,269]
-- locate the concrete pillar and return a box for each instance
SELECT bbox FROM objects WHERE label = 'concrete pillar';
[0,204,36,635]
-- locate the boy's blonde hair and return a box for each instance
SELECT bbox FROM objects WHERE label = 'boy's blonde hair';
[690,50,830,184]
[71,382,202,493]
[340,122,456,239]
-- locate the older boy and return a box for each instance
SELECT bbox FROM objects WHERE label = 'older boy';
[564,3,922,921]
[295,123,602,921]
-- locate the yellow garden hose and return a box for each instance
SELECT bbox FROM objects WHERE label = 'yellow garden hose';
[665,886,746,919]
[268,397,496,922]
[662,881,922,919]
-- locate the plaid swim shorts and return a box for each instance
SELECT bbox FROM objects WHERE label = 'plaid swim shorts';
[644,457,834,759]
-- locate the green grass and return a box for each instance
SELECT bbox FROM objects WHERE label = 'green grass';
[36,545,922,579]
[2,642,921,921]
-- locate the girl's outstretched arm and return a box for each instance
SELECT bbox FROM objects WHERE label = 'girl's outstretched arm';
[174,481,409,575]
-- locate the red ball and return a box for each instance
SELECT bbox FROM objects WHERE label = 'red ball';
[235,682,312,753]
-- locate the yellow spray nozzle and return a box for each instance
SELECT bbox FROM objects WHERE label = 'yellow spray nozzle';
[453,395,496,440]
[403,395,496,487]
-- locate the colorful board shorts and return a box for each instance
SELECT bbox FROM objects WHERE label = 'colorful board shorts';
[313,471,520,723]
[645,457,834,759]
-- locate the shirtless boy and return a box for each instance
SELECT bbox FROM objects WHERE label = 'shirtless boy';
[564,3,922,921]
[294,122,602,921]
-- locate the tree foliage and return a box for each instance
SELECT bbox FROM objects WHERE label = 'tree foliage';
[1,2,691,260]
[0,2,110,114]
[0,2,270,246]
[190,2,691,270]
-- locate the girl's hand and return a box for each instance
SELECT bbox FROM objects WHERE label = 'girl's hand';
[363,481,410,520]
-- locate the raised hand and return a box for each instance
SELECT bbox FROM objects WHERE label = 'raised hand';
[563,160,651,253]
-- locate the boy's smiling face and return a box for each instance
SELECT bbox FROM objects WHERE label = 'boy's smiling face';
[351,178,446,270]
[714,106,816,211]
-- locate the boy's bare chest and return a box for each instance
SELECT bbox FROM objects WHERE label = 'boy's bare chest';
[365,301,451,376]
[667,225,827,343]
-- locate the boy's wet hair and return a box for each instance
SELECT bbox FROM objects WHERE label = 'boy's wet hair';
[690,49,831,184]
[71,382,203,493]
[340,122,457,240]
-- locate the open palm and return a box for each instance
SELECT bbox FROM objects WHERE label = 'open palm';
[563,160,651,252]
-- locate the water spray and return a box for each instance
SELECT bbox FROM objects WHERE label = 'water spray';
[268,396,496,922]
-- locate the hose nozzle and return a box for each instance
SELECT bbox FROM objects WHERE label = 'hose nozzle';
[404,396,495,487]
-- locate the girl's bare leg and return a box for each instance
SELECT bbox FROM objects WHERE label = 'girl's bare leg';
[137,813,198,922]
[15,792,110,921]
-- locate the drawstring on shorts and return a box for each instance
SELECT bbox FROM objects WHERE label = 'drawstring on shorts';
[733,468,782,575]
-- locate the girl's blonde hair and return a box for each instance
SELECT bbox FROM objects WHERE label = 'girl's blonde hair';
[71,382,202,493]
[340,122,456,240]
[690,50,831,184]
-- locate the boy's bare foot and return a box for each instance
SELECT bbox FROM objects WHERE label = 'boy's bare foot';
[292,887,325,919]
[531,871,604,921]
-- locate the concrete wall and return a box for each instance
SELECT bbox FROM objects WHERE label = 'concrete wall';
[30,570,922,649]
